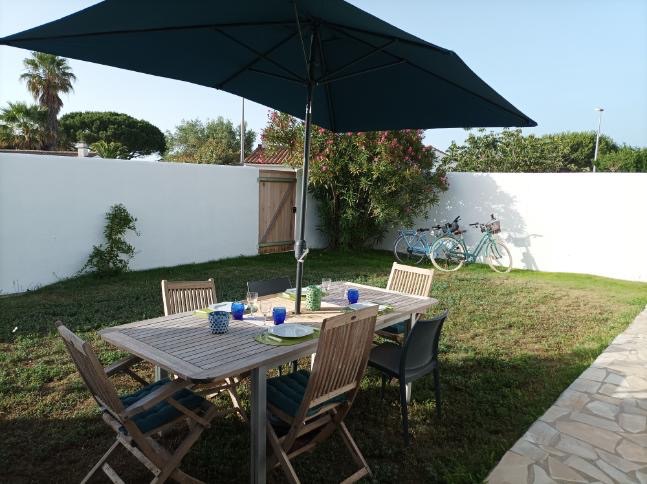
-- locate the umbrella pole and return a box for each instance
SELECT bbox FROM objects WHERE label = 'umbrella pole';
[294,81,314,313]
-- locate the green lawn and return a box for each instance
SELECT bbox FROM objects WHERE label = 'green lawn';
[1,250,646,483]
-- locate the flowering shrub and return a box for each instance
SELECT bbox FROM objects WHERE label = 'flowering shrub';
[262,111,449,249]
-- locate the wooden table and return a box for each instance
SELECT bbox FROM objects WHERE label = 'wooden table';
[100,281,437,484]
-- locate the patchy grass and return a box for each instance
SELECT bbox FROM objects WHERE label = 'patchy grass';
[1,250,645,483]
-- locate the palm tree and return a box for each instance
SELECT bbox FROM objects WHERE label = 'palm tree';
[0,101,47,149]
[20,52,76,150]
[90,140,130,159]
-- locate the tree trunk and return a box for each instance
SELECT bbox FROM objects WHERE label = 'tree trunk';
[45,108,58,150]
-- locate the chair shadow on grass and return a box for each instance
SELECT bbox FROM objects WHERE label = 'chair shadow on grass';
[0,351,592,484]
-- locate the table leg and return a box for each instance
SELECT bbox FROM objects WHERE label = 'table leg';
[251,366,267,484]
[405,313,416,404]
[154,366,169,381]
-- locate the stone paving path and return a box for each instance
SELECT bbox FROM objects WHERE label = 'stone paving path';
[487,307,647,483]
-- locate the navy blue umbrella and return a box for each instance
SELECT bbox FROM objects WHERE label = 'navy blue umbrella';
[1,0,536,311]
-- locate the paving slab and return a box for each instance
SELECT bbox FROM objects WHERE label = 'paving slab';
[487,306,647,483]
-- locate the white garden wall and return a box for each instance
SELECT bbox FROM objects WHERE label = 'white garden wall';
[296,169,328,250]
[379,172,647,282]
[2,156,645,294]
[0,153,259,294]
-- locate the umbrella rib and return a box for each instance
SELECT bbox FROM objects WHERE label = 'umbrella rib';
[247,68,305,85]
[214,30,303,89]
[292,0,310,72]
[0,20,299,44]
[319,59,405,85]
[320,20,451,54]
[325,23,533,124]
[316,38,398,84]
[316,29,336,132]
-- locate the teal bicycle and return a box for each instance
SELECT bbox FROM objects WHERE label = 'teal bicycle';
[393,216,461,265]
[429,215,512,273]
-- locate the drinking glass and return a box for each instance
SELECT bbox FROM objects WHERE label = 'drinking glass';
[247,291,258,317]
[231,301,245,320]
[321,278,332,292]
[259,301,271,325]
[272,306,287,325]
[347,288,359,304]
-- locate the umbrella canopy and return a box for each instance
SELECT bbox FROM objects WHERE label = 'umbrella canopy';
[0,0,536,311]
[0,0,535,131]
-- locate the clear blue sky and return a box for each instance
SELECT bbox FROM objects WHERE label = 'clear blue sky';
[1,0,645,151]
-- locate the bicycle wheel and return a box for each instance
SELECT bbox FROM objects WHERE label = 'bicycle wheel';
[430,236,465,272]
[486,240,512,273]
[393,234,426,265]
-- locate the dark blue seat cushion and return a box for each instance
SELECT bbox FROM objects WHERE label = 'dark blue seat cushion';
[267,370,346,418]
[120,378,206,434]
[382,320,407,334]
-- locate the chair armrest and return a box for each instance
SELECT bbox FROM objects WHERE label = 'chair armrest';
[122,379,191,418]
[104,355,143,377]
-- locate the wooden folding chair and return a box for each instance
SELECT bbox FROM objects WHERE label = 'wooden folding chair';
[161,279,247,422]
[55,321,221,484]
[266,306,378,484]
[161,279,217,316]
[375,262,434,344]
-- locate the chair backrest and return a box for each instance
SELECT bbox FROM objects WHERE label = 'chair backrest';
[298,306,378,417]
[247,277,292,297]
[161,278,216,315]
[55,321,124,418]
[386,262,434,297]
[402,310,448,373]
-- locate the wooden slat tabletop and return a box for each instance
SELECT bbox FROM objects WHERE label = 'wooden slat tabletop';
[100,281,437,383]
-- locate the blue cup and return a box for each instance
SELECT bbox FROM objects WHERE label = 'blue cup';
[231,301,245,320]
[272,306,287,325]
[347,288,359,304]
[208,311,230,334]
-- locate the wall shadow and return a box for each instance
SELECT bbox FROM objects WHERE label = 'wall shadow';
[431,174,542,270]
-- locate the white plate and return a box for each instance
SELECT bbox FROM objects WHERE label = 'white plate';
[268,324,314,338]
[284,287,327,298]
[347,302,390,312]
[285,287,312,296]
[209,302,249,312]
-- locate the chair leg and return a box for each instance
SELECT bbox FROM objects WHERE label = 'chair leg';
[152,410,212,484]
[380,374,387,399]
[291,360,298,373]
[225,378,248,423]
[399,380,410,446]
[81,439,121,484]
[338,421,372,479]
[433,366,441,418]
[267,423,300,484]
[170,468,204,484]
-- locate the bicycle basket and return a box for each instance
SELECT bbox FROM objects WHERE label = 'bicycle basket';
[486,220,501,234]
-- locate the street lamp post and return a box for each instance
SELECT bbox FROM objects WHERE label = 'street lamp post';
[593,107,604,172]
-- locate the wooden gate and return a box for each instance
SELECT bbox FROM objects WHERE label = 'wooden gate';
[258,169,296,254]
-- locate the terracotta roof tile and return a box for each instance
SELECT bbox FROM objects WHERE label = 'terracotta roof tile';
[245,144,291,165]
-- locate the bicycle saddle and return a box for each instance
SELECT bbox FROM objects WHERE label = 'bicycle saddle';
[418,228,430,232]
[453,229,467,235]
